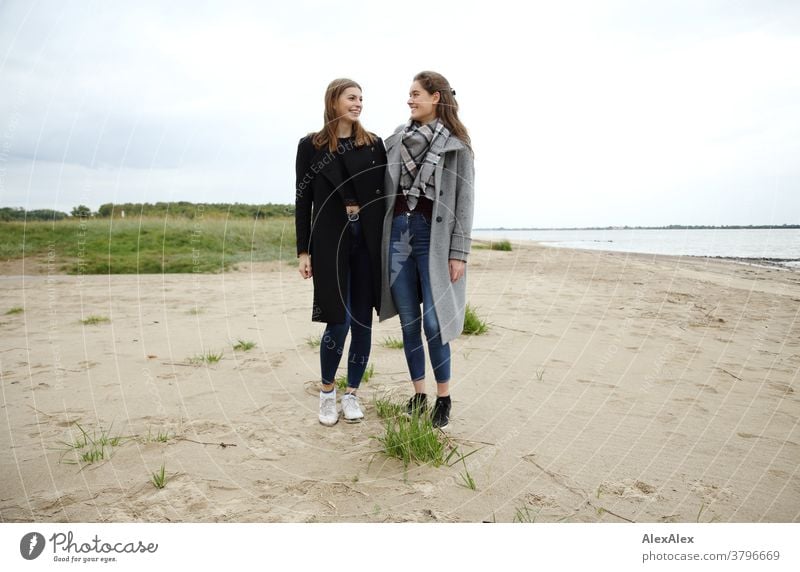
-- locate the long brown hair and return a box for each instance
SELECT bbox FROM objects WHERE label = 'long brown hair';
[312,78,376,152]
[413,70,471,151]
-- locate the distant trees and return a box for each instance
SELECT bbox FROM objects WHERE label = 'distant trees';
[71,205,92,217]
[0,207,68,221]
[96,202,294,218]
[0,202,295,222]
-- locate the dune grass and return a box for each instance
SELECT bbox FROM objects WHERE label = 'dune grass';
[5,307,24,315]
[490,239,512,251]
[335,363,374,391]
[187,349,224,365]
[80,315,110,325]
[0,216,296,274]
[232,339,257,351]
[373,394,479,477]
[57,422,126,466]
[380,336,404,349]
[151,463,168,489]
[462,303,488,335]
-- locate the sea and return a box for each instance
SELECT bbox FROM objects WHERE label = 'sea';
[471,228,800,270]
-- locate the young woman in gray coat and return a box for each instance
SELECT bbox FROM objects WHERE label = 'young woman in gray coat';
[379,71,475,429]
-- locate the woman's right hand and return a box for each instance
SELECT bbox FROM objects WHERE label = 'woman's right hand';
[298,253,312,279]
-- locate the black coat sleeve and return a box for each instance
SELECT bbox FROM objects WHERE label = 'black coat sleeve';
[295,137,314,256]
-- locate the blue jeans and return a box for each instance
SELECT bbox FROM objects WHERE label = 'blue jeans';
[389,212,451,383]
[319,220,373,389]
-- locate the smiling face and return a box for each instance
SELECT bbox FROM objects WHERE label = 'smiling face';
[334,86,363,128]
[408,80,440,124]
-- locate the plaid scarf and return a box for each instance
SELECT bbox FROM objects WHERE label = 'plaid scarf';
[399,118,450,210]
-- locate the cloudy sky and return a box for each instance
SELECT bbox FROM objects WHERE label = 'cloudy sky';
[0,0,798,228]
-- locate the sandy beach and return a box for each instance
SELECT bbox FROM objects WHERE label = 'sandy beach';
[1,241,798,523]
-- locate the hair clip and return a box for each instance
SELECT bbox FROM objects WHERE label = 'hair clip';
[451,88,457,96]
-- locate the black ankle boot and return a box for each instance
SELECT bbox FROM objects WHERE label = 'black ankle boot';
[432,395,451,429]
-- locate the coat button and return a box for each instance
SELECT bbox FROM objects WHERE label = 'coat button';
[371,160,375,164]
[436,216,442,222]
[439,190,443,196]
[375,189,381,195]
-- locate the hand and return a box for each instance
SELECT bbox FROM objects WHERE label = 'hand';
[346,206,360,217]
[298,253,312,279]
[448,259,466,283]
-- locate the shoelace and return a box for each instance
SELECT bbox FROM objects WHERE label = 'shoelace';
[343,394,359,410]
[321,396,337,416]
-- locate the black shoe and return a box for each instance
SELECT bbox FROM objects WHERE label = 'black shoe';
[432,396,451,429]
[407,393,428,416]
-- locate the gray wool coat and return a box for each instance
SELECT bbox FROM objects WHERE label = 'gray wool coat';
[378,124,475,345]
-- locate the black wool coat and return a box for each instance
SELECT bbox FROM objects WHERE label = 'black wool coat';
[295,135,387,324]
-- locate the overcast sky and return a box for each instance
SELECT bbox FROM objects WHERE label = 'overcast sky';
[1,0,798,228]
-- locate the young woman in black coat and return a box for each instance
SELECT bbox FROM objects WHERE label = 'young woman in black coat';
[295,78,387,426]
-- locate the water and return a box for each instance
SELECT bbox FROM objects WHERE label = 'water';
[472,228,800,269]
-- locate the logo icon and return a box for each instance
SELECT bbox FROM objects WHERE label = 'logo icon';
[20,532,45,560]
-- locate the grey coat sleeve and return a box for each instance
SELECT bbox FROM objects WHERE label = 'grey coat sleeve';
[449,148,475,261]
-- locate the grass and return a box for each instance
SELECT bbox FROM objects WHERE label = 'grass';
[335,363,374,391]
[380,336,404,349]
[374,395,480,477]
[187,349,224,365]
[462,304,488,335]
[305,334,321,348]
[513,505,540,523]
[232,339,257,351]
[80,315,110,325]
[5,306,23,315]
[490,239,512,251]
[151,463,167,489]
[374,394,406,420]
[0,216,296,274]
[377,409,447,468]
[57,422,125,466]
[143,427,173,443]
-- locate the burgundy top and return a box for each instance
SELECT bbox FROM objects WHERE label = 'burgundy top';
[393,192,433,221]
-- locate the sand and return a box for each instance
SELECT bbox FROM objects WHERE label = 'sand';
[1,242,798,523]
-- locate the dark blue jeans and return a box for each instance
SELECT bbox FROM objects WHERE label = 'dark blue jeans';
[319,220,373,389]
[389,212,451,383]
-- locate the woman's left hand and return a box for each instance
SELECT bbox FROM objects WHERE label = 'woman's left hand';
[448,259,466,283]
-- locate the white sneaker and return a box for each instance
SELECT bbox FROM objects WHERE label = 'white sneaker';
[341,393,364,423]
[319,390,339,426]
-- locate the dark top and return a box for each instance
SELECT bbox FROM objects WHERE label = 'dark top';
[336,137,359,207]
[393,192,433,221]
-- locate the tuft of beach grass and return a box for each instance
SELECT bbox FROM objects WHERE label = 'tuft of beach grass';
[151,463,167,489]
[5,306,24,315]
[232,339,256,351]
[380,336,404,349]
[57,422,125,466]
[335,363,374,391]
[490,239,512,251]
[80,315,110,325]
[462,304,488,335]
[186,349,224,365]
